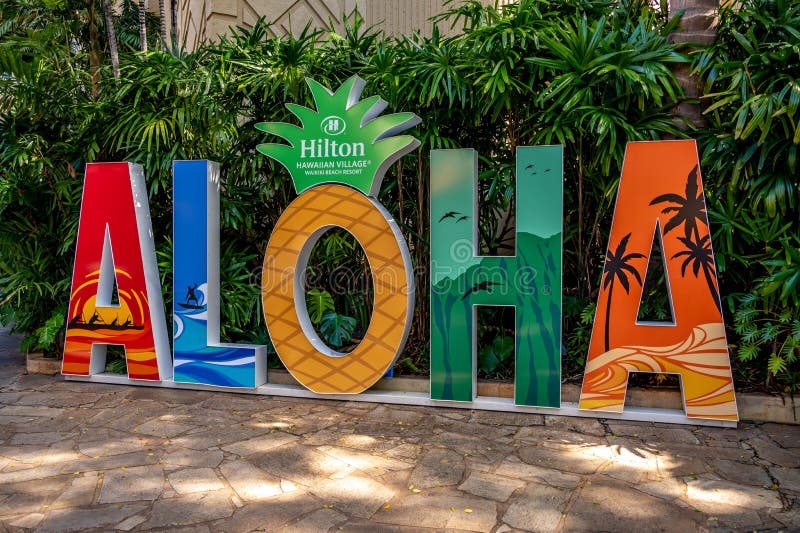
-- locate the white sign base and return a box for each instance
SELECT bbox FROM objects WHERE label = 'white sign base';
[64,374,736,428]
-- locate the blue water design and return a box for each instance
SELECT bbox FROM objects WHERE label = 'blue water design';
[172,160,261,388]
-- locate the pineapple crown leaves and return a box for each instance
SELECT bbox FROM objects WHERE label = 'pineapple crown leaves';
[255,75,421,196]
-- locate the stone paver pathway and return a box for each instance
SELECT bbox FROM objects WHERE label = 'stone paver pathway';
[0,325,798,532]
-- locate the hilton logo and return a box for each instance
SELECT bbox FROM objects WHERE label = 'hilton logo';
[321,116,346,136]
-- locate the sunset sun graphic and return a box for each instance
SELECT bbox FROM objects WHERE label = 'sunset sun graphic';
[63,268,160,379]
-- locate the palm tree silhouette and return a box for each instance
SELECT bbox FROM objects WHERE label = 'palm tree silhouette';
[602,233,645,352]
[651,165,722,310]
[649,165,707,242]
[672,235,722,313]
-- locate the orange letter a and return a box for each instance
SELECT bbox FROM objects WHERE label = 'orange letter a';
[578,141,737,421]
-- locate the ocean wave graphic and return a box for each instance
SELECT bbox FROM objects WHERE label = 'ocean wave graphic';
[173,359,255,388]
[174,356,256,367]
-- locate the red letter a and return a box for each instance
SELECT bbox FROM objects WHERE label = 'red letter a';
[62,163,170,380]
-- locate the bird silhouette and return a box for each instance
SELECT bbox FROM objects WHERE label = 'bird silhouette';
[461,280,503,300]
[438,211,461,222]
[456,215,469,223]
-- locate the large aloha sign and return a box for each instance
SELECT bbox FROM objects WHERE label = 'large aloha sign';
[62,76,738,423]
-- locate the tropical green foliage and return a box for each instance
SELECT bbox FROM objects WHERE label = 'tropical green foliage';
[319,312,357,349]
[306,289,335,324]
[305,287,357,348]
[734,293,800,392]
[478,333,514,375]
[693,0,800,390]
[1,0,796,392]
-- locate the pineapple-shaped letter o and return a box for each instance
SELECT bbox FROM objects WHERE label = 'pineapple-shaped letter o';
[257,76,420,394]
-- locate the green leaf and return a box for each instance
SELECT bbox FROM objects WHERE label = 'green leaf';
[767,354,787,375]
[106,358,128,374]
[319,312,356,348]
[306,289,334,324]
[738,343,759,362]
[478,335,514,374]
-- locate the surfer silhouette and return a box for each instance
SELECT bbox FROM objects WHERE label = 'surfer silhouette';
[178,283,204,310]
[186,283,199,306]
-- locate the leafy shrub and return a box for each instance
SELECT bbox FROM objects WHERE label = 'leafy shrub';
[306,288,357,349]
[694,0,800,388]
[734,293,800,392]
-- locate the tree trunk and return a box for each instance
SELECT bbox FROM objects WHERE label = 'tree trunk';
[158,0,169,49]
[669,0,720,129]
[416,153,426,338]
[88,0,101,97]
[102,0,120,79]
[604,281,614,352]
[138,0,147,51]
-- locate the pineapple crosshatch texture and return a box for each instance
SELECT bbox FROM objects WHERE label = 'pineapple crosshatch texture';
[62,76,738,422]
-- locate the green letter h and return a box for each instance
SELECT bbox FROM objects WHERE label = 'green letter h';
[429,147,562,407]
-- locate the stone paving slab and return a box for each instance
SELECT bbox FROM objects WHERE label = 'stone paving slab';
[0,325,799,532]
